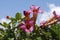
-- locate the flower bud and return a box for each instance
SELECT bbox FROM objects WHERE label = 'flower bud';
[6,16,11,19]
[23,10,30,16]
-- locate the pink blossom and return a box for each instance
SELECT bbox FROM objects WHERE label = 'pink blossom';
[29,5,43,23]
[23,10,31,20]
[23,10,30,16]
[53,11,60,21]
[20,20,34,33]
[20,23,26,30]
[53,11,57,17]
[24,26,34,33]
[30,5,43,13]
[40,21,47,26]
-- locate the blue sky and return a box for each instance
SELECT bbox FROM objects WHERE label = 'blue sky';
[0,0,60,18]
[0,0,60,26]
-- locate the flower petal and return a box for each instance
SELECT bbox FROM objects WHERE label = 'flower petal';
[39,10,43,13]
[29,20,34,24]
[57,16,60,21]
[30,5,35,10]
[53,11,60,21]
[24,29,30,33]
[40,21,47,26]
[30,5,40,10]
[20,23,26,30]
[53,11,57,17]
[28,10,32,13]
[29,26,34,32]
[35,6,40,9]
[25,20,34,26]
[23,10,30,16]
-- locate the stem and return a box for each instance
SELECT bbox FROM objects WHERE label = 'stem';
[14,32,16,40]
[33,13,38,24]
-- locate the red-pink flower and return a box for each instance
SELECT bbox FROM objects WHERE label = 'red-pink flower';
[23,10,30,16]
[53,11,60,21]
[30,5,43,13]
[6,16,11,19]
[53,11,57,18]
[29,5,43,23]
[20,20,34,33]
[40,21,48,27]
[23,10,31,20]
[40,21,47,26]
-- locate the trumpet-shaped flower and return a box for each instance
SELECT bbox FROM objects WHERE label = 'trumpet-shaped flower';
[40,21,48,28]
[23,10,31,20]
[23,10,30,16]
[30,5,43,23]
[53,11,60,21]
[20,20,34,33]
[30,5,43,13]
[53,11,58,18]
[40,21,47,26]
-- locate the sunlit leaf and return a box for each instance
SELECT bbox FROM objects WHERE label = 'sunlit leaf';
[15,12,22,20]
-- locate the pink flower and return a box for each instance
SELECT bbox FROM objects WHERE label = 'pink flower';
[23,10,30,16]
[30,5,43,13]
[24,26,34,33]
[40,21,47,26]
[23,10,31,20]
[20,23,26,30]
[53,11,57,17]
[53,11,60,21]
[40,21,48,28]
[24,20,34,26]
[20,20,34,33]
[29,5,43,23]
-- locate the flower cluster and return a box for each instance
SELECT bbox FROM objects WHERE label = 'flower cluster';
[19,5,60,33]
[40,11,60,28]
[19,5,43,33]
[0,5,60,40]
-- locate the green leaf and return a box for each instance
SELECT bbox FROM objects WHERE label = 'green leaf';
[15,12,22,20]
[10,18,16,22]
[3,22,10,28]
[0,22,9,28]
[0,23,3,26]
[0,28,4,32]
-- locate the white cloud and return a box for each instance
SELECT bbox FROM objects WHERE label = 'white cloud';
[0,18,11,29]
[0,18,11,24]
[49,4,60,15]
[36,4,60,26]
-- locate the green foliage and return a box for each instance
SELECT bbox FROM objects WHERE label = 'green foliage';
[15,12,22,20]
[0,13,60,40]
